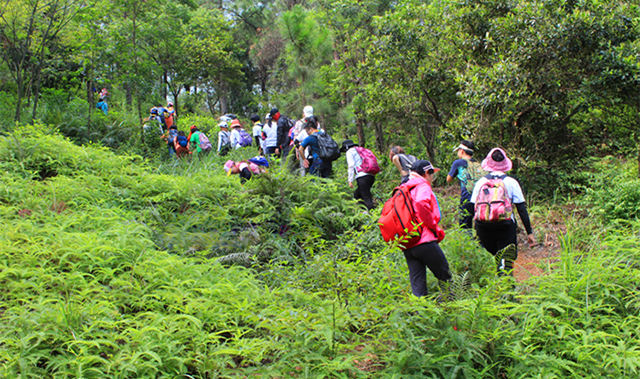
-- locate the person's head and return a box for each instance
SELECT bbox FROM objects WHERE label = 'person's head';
[170,125,177,130]
[340,139,357,153]
[269,107,280,121]
[177,130,185,137]
[150,108,158,115]
[304,115,318,131]
[224,160,239,175]
[230,119,242,129]
[303,105,314,118]
[167,102,174,108]
[250,114,260,123]
[454,140,474,158]
[190,125,198,133]
[481,147,512,172]
[389,145,405,160]
[218,121,228,130]
[410,160,440,183]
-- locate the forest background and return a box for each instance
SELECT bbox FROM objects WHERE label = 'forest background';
[1,0,640,377]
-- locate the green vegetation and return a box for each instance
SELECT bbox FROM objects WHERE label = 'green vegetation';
[1,0,640,376]
[1,127,639,376]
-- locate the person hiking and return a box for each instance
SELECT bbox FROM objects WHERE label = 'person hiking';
[224,159,267,184]
[447,140,481,229]
[250,114,263,154]
[262,113,278,157]
[470,148,536,275]
[96,99,108,115]
[174,130,190,158]
[162,124,178,157]
[229,119,251,149]
[401,160,452,297]
[269,107,294,159]
[292,105,318,176]
[341,139,378,210]
[144,108,164,134]
[165,102,176,129]
[389,146,417,184]
[298,115,332,178]
[217,121,231,155]
[188,125,212,156]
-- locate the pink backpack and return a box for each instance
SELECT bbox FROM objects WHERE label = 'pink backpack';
[198,132,212,151]
[474,175,513,222]
[355,146,381,175]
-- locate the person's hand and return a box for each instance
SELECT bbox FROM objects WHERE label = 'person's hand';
[527,233,536,247]
[303,159,310,168]
[348,182,354,188]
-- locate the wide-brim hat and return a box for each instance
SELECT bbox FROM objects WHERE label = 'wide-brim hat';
[230,119,242,128]
[481,148,512,172]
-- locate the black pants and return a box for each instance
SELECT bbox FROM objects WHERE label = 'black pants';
[354,175,375,210]
[459,195,474,229]
[475,220,518,270]
[239,167,252,183]
[403,241,452,297]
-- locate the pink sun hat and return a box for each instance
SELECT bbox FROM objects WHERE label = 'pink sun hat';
[481,148,512,172]
[223,160,236,173]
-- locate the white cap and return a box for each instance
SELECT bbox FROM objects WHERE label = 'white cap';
[303,105,314,118]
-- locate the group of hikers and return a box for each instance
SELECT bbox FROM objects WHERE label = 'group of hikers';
[380,142,536,299]
[144,102,535,300]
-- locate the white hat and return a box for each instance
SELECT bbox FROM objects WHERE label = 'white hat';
[303,105,314,118]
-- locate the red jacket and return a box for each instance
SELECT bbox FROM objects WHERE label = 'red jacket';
[405,174,445,247]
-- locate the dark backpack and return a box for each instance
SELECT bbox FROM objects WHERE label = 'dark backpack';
[315,131,340,161]
[378,183,423,249]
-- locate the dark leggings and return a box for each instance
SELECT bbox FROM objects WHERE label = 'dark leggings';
[403,241,452,297]
[354,175,375,210]
[475,220,518,270]
[239,168,252,183]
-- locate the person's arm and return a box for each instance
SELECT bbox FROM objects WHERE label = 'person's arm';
[515,202,535,246]
[217,132,223,152]
[392,155,405,175]
[346,149,356,186]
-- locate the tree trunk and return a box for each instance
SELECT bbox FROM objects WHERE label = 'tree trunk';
[30,69,42,121]
[125,83,133,109]
[355,114,366,148]
[373,121,385,153]
[14,74,23,122]
[87,79,93,132]
[163,71,168,100]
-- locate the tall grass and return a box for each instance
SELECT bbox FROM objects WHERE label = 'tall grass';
[1,127,639,376]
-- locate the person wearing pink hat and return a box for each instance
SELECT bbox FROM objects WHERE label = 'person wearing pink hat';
[470,148,536,275]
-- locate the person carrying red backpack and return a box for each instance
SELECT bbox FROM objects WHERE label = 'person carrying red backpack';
[470,148,536,275]
[341,139,379,210]
[380,160,452,297]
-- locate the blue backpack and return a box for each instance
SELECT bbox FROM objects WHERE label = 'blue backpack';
[248,156,269,168]
[177,135,188,148]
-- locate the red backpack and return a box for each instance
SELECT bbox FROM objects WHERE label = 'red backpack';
[355,146,381,175]
[378,183,423,249]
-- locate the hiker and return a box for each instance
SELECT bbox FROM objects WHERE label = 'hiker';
[341,139,379,210]
[389,146,417,184]
[217,121,231,155]
[165,102,176,129]
[96,99,108,115]
[155,103,168,129]
[162,124,178,157]
[262,113,278,157]
[298,116,333,178]
[224,159,267,184]
[269,107,293,159]
[174,130,190,158]
[401,160,452,297]
[188,125,213,155]
[250,114,263,154]
[144,108,164,134]
[470,148,536,275]
[292,105,317,176]
[229,119,252,149]
[446,140,481,229]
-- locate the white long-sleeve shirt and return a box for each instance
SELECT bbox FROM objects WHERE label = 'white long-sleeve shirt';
[262,120,278,148]
[346,147,371,184]
[230,129,242,149]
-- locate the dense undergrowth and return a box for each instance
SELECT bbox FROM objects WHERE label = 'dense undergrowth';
[1,126,639,377]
